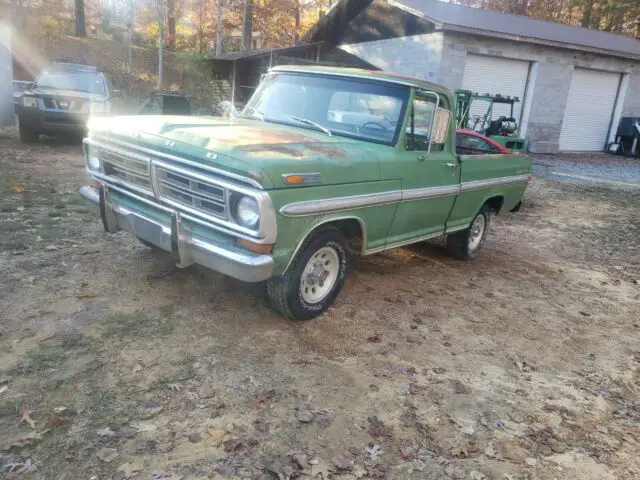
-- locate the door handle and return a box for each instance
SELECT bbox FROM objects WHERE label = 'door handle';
[417,154,426,161]
[445,162,458,168]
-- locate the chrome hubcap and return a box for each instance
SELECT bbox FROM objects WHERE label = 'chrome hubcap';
[300,246,340,304]
[468,214,485,251]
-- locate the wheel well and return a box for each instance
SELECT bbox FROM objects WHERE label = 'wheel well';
[321,218,364,252]
[485,196,504,214]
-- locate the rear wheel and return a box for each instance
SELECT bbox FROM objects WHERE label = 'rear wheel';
[446,205,491,260]
[267,227,349,320]
[18,121,39,143]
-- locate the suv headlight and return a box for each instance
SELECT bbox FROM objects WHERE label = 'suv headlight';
[22,96,37,108]
[236,196,260,228]
[90,102,105,114]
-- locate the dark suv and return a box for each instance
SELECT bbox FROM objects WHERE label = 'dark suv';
[16,63,120,143]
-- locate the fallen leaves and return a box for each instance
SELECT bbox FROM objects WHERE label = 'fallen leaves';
[309,458,331,479]
[97,427,116,438]
[332,454,354,470]
[368,416,393,438]
[367,333,382,343]
[451,441,478,458]
[2,430,50,451]
[206,426,234,446]
[365,444,383,461]
[96,447,118,463]
[19,408,36,429]
[8,184,26,193]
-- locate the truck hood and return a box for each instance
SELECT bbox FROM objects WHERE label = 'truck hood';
[89,115,382,189]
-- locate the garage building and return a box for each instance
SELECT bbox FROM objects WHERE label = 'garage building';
[305,0,640,153]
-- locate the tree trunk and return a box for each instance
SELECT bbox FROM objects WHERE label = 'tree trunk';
[581,0,594,28]
[167,0,176,49]
[294,0,300,45]
[74,0,86,37]
[242,0,253,51]
[216,0,223,55]
[198,0,205,53]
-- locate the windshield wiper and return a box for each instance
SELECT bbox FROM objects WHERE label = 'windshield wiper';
[288,115,332,136]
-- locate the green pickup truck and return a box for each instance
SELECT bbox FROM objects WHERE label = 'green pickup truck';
[80,66,531,320]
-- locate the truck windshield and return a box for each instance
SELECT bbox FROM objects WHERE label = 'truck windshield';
[242,73,409,145]
[36,73,105,94]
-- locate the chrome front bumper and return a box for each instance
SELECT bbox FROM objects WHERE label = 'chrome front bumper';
[80,185,274,283]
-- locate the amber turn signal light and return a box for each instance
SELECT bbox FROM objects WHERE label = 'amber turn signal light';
[90,180,102,189]
[237,239,273,254]
[283,174,305,184]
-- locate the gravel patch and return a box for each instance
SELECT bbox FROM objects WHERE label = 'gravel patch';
[533,153,640,189]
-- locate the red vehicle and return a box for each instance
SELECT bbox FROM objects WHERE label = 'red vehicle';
[456,128,511,154]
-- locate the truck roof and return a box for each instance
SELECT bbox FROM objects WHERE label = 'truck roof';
[270,65,452,95]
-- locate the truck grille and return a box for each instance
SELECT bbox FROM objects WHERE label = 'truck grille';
[155,167,228,219]
[101,149,152,192]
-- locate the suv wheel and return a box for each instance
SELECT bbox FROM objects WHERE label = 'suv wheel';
[446,205,491,260]
[267,227,349,320]
[18,121,39,143]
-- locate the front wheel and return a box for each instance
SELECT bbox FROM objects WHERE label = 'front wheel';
[267,227,349,320]
[18,121,39,143]
[446,205,491,260]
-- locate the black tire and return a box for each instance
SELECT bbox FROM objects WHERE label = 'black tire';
[446,205,491,260]
[267,227,350,321]
[18,122,39,143]
[510,201,522,213]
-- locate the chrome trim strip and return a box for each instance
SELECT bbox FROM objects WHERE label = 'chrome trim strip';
[280,191,402,216]
[280,174,528,217]
[92,171,154,197]
[460,174,530,192]
[444,224,469,234]
[364,231,444,255]
[84,138,151,164]
[402,184,460,201]
[152,159,261,198]
[87,136,264,189]
[282,216,367,273]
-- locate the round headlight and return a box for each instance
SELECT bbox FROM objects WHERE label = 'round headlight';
[88,155,101,171]
[237,196,260,228]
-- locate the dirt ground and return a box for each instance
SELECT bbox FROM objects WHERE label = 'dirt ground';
[1,127,639,480]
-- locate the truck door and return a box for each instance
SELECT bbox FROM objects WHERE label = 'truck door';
[383,89,459,246]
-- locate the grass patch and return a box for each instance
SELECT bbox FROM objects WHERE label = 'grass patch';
[104,312,174,338]
[10,344,66,375]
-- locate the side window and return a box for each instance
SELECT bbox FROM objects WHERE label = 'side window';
[458,134,495,152]
[405,90,451,153]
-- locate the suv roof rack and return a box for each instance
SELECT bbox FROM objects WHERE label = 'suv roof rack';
[50,62,99,73]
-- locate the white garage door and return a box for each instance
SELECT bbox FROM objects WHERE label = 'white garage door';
[559,69,620,152]
[462,54,530,129]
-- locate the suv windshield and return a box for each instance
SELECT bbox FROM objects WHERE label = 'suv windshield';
[242,73,409,145]
[36,72,105,94]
